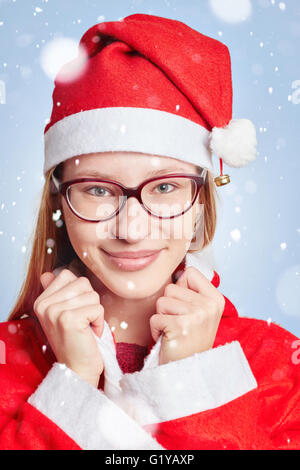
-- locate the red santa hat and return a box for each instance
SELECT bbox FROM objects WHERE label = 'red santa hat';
[43,13,257,184]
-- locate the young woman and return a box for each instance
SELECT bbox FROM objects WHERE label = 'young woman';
[0,13,299,450]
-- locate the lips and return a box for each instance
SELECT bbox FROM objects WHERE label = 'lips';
[102,248,164,272]
[103,249,162,259]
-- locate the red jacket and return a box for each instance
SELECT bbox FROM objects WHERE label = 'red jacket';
[0,268,299,450]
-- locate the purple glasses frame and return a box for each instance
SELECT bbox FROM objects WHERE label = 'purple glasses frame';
[51,168,207,222]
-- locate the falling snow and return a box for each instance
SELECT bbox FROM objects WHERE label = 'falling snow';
[46,238,55,248]
[127,281,136,290]
[209,0,252,23]
[0,0,299,339]
[230,229,241,242]
[52,209,61,221]
[39,37,88,82]
[120,321,128,330]
[8,324,17,334]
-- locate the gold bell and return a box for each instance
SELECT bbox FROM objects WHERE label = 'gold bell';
[214,174,230,186]
[214,158,231,187]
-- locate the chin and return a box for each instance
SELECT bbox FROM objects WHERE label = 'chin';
[105,277,166,299]
[98,263,172,298]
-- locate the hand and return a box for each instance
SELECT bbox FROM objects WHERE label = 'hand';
[150,267,225,365]
[33,269,105,388]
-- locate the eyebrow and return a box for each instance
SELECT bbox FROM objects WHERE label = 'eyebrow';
[73,167,194,179]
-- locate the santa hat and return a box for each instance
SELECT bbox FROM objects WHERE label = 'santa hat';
[43,13,257,185]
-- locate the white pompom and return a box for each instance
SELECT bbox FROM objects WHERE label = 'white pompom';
[209,118,257,168]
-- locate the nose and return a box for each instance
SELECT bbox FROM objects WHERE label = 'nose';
[112,196,152,243]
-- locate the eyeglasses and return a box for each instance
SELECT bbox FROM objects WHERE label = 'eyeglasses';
[51,168,207,222]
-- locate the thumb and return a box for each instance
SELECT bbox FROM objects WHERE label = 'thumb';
[149,313,166,343]
[91,320,104,339]
[40,272,56,291]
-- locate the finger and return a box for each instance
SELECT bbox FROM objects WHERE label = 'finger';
[37,269,80,305]
[43,291,101,321]
[40,269,77,296]
[149,313,171,342]
[40,272,56,290]
[60,304,104,338]
[150,313,182,342]
[36,277,96,315]
[156,296,192,316]
[175,266,217,296]
[164,282,205,305]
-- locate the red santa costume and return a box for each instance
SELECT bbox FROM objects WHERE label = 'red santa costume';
[0,13,299,450]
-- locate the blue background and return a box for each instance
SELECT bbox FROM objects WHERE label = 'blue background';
[0,0,299,336]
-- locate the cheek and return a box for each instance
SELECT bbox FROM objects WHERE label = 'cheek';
[62,202,109,248]
[164,210,194,244]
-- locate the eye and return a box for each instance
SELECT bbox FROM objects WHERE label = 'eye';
[85,185,112,197]
[154,182,177,194]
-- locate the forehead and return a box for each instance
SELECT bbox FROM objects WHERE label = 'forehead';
[63,152,197,176]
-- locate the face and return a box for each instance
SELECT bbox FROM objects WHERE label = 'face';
[60,152,204,299]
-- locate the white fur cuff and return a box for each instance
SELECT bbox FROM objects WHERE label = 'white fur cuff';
[119,341,257,426]
[28,362,164,450]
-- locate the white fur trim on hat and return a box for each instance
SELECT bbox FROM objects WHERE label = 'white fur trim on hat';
[43,107,214,175]
[209,118,257,168]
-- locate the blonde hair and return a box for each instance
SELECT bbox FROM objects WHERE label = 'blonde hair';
[7,163,220,321]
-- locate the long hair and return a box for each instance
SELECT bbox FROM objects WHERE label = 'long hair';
[7,162,220,321]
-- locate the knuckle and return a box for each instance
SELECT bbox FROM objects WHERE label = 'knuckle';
[96,304,105,318]
[149,313,159,326]
[33,298,39,313]
[78,276,92,290]
[91,291,100,302]
[219,295,226,309]
[164,284,175,296]
[206,297,219,312]
[44,304,59,322]
[59,269,75,281]
[33,299,40,315]
[156,297,166,312]
[214,293,225,309]
[46,303,58,315]
[58,310,73,328]
[34,298,46,316]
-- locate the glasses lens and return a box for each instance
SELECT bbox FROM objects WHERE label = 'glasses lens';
[141,177,198,217]
[67,182,124,221]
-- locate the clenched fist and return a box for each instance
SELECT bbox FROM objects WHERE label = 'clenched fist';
[150,266,225,365]
[33,269,105,388]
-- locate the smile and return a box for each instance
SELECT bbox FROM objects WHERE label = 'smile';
[102,249,164,272]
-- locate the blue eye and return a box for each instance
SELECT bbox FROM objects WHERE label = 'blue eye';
[155,183,177,193]
[85,186,110,197]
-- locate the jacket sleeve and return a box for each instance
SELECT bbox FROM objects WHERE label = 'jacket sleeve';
[118,334,300,450]
[0,361,165,450]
